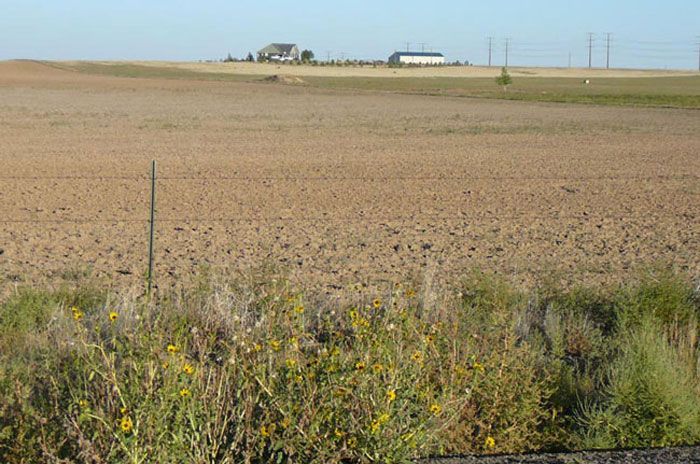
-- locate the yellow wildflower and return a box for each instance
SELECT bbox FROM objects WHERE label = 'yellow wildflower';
[411,351,424,364]
[425,334,434,344]
[162,361,169,370]
[120,406,128,415]
[289,336,299,349]
[119,416,133,433]
[372,363,384,373]
[78,399,88,408]
[182,363,195,375]
[386,389,396,403]
[429,403,442,416]
[72,310,84,321]
[472,361,485,372]
[294,305,305,314]
[179,388,191,398]
[334,428,345,438]
[351,316,370,329]
[280,417,291,429]
[372,298,382,309]
[355,361,366,371]
[370,413,390,434]
[108,311,118,322]
[406,288,417,298]
[285,358,297,369]
[253,343,263,352]
[485,436,496,449]
[260,425,270,438]
[167,344,180,354]
[269,339,281,352]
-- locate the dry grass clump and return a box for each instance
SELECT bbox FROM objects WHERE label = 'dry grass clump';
[0,269,698,462]
[261,74,307,85]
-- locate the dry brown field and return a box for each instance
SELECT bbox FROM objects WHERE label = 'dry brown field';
[101,60,699,79]
[0,60,698,293]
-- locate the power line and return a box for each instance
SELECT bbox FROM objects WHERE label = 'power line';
[588,33,595,68]
[487,37,494,66]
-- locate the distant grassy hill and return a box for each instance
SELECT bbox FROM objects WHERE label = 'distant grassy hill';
[54,61,700,109]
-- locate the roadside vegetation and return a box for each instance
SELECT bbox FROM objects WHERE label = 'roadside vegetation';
[1,268,698,463]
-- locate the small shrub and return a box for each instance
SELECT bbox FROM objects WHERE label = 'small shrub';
[577,319,700,448]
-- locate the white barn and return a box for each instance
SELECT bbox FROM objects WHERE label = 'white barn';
[388,51,445,65]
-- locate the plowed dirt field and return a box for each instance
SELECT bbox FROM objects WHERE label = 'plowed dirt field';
[0,61,698,292]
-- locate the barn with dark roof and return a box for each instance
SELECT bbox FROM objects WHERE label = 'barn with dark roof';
[388,51,445,65]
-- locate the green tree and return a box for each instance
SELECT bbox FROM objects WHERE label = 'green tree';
[224,53,234,63]
[301,49,315,62]
[246,52,254,62]
[495,67,513,92]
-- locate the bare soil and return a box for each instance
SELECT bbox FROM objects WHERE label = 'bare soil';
[0,61,698,293]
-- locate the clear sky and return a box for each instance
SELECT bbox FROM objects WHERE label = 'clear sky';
[1,0,698,69]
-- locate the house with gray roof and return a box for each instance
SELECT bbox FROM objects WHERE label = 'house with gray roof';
[257,43,300,62]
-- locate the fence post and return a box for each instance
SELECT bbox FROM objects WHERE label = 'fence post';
[147,160,157,294]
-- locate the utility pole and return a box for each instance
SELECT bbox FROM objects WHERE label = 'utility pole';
[606,33,612,69]
[405,42,411,52]
[588,33,594,68]
[504,38,510,67]
[487,36,494,66]
[326,50,331,62]
[418,42,427,53]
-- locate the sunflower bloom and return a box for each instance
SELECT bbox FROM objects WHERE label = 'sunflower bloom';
[386,389,396,403]
[167,344,180,354]
[485,436,496,449]
[119,416,133,433]
[269,339,281,352]
[372,298,382,309]
[429,403,442,416]
[411,351,424,364]
[179,388,191,398]
[355,361,366,371]
[108,311,118,322]
[182,363,195,375]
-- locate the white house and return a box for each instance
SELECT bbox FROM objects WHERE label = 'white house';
[388,51,445,65]
[257,43,301,62]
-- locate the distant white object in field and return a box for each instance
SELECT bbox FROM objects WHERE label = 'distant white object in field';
[583,79,591,85]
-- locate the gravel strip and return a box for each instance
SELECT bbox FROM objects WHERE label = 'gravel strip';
[418,446,700,464]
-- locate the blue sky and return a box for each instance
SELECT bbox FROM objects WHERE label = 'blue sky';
[1,0,698,69]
